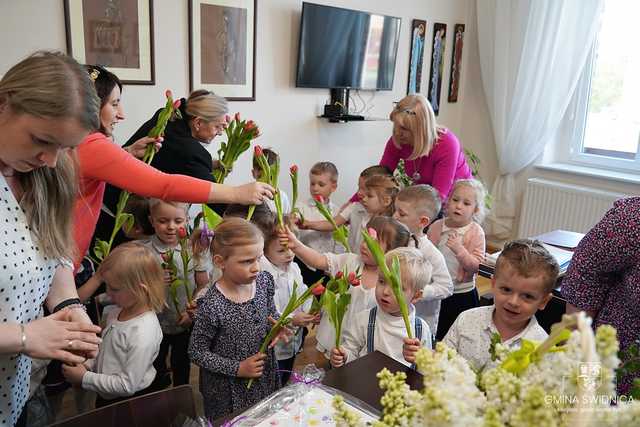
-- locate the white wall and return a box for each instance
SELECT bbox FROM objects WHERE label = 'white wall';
[1,0,473,205]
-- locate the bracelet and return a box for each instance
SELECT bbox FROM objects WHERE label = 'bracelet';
[65,303,88,313]
[53,298,82,313]
[19,324,26,353]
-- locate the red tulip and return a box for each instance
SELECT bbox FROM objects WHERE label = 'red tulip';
[348,271,360,286]
[165,89,173,99]
[178,227,187,239]
[234,112,241,122]
[311,283,326,296]
[367,227,378,240]
[290,165,298,174]
[225,114,231,123]
[172,99,181,109]
[335,271,343,279]
[313,194,324,203]
[254,145,263,157]
[244,121,256,132]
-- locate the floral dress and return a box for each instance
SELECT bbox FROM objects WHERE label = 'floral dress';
[188,271,280,420]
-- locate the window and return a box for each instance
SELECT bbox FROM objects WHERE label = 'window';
[568,0,640,172]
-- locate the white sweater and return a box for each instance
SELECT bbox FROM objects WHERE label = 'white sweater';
[411,235,453,335]
[341,305,432,367]
[82,308,162,399]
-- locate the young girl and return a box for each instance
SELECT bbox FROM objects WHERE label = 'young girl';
[61,242,165,408]
[188,217,290,421]
[427,179,487,340]
[141,199,211,387]
[259,217,318,384]
[283,216,411,359]
[306,174,399,252]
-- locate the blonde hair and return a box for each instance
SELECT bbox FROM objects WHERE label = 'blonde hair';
[397,184,441,220]
[310,161,339,183]
[389,94,445,160]
[148,198,189,218]
[364,175,399,216]
[0,51,100,259]
[185,89,228,122]
[450,179,488,223]
[384,247,432,293]
[495,239,560,293]
[210,217,263,258]
[99,242,166,313]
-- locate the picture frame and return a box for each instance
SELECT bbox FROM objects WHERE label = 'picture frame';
[448,24,465,103]
[188,0,257,101]
[427,22,447,116]
[63,0,155,85]
[407,19,426,95]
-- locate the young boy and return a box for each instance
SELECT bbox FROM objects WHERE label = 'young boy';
[252,147,291,215]
[393,184,453,336]
[442,239,559,371]
[330,247,433,368]
[295,162,341,284]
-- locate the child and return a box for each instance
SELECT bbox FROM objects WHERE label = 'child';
[62,242,165,407]
[306,174,399,252]
[442,239,558,371]
[393,184,453,336]
[189,218,290,420]
[295,161,341,284]
[428,179,487,340]
[283,216,411,359]
[122,195,154,240]
[339,165,393,213]
[142,199,211,387]
[252,147,291,215]
[259,217,319,384]
[331,247,433,368]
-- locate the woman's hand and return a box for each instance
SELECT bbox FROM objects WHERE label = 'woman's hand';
[125,136,163,159]
[66,307,101,359]
[62,362,88,385]
[23,310,101,365]
[233,182,275,205]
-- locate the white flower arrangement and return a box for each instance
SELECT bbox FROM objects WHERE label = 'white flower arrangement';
[333,312,640,427]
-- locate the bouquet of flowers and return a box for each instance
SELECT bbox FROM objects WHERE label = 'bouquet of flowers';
[248,280,326,389]
[212,112,260,184]
[393,159,414,190]
[322,270,355,349]
[333,311,640,426]
[312,195,351,253]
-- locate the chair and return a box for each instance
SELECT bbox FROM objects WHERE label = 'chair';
[50,385,197,427]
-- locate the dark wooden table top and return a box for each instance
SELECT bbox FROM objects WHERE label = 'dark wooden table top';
[213,351,423,425]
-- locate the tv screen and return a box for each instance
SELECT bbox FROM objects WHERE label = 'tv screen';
[296,3,401,90]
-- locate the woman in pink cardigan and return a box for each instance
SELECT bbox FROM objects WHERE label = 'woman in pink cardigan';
[381,94,471,202]
[428,179,487,340]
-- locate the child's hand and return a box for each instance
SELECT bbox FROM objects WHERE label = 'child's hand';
[185,300,198,320]
[267,316,293,348]
[311,313,321,325]
[446,231,464,254]
[162,268,173,285]
[62,362,88,385]
[292,312,316,327]
[330,347,346,368]
[237,352,266,378]
[302,220,320,231]
[277,226,300,250]
[177,311,193,327]
[402,337,421,364]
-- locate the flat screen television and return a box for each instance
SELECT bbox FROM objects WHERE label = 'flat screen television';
[296,3,401,91]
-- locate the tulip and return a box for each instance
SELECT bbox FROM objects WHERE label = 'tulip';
[312,284,326,296]
[368,227,378,240]
[165,89,173,99]
[225,114,231,123]
[348,271,360,286]
[290,164,298,174]
[254,145,263,157]
[314,194,324,203]
[178,227,187,239]
[335,271,344,279]
[235,112,241,122]
[172,99,181,109]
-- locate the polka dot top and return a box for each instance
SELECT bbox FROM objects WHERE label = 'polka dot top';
[0,177,60,425]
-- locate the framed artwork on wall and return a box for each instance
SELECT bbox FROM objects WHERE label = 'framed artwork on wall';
[407,19,426,95]
[427,22,447,115]
[64,0,155,85]
[448,24,465,103]
[189,0,257,101]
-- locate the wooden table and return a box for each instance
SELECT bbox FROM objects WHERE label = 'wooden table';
[214,351,422,425]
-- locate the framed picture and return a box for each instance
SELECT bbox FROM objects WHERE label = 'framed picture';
[64,0,155,85]
[427,22,447,116]
[189,0,257,101]
[407,19,426,95]
[448,24,465,103]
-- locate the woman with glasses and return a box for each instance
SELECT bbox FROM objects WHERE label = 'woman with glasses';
[381,94,471,202]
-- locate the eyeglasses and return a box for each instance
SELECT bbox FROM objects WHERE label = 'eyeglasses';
[392,102,416,115]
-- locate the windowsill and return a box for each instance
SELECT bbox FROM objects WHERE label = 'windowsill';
[536,162,640,185]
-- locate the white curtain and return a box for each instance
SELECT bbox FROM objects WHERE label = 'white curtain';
[477,0,604,239]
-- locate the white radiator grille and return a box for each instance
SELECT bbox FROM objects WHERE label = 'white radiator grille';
[517,178,627,238]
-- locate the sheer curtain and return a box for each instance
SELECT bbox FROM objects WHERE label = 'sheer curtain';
[477,0,604,238]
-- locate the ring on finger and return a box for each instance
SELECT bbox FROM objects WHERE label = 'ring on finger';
[68,340,74,349]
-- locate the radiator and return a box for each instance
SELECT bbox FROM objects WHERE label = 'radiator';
[517,178,628,238]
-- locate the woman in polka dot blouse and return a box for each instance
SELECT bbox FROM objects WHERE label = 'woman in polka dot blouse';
[0,52,102,426]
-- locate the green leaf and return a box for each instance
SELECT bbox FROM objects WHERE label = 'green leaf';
[202,204,223,229]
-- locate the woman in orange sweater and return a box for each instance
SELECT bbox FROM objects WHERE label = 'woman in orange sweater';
[73,66,272,268]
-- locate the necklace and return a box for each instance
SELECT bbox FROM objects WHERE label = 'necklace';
[411,156,425,181]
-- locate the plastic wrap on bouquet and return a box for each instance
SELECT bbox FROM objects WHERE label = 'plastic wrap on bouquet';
[221,365,379,426]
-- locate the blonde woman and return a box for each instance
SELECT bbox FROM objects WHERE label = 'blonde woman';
[379,94,472,201]
[0,51,102,427]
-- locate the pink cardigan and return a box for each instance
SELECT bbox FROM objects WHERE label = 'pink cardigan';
[427,219,485,283]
